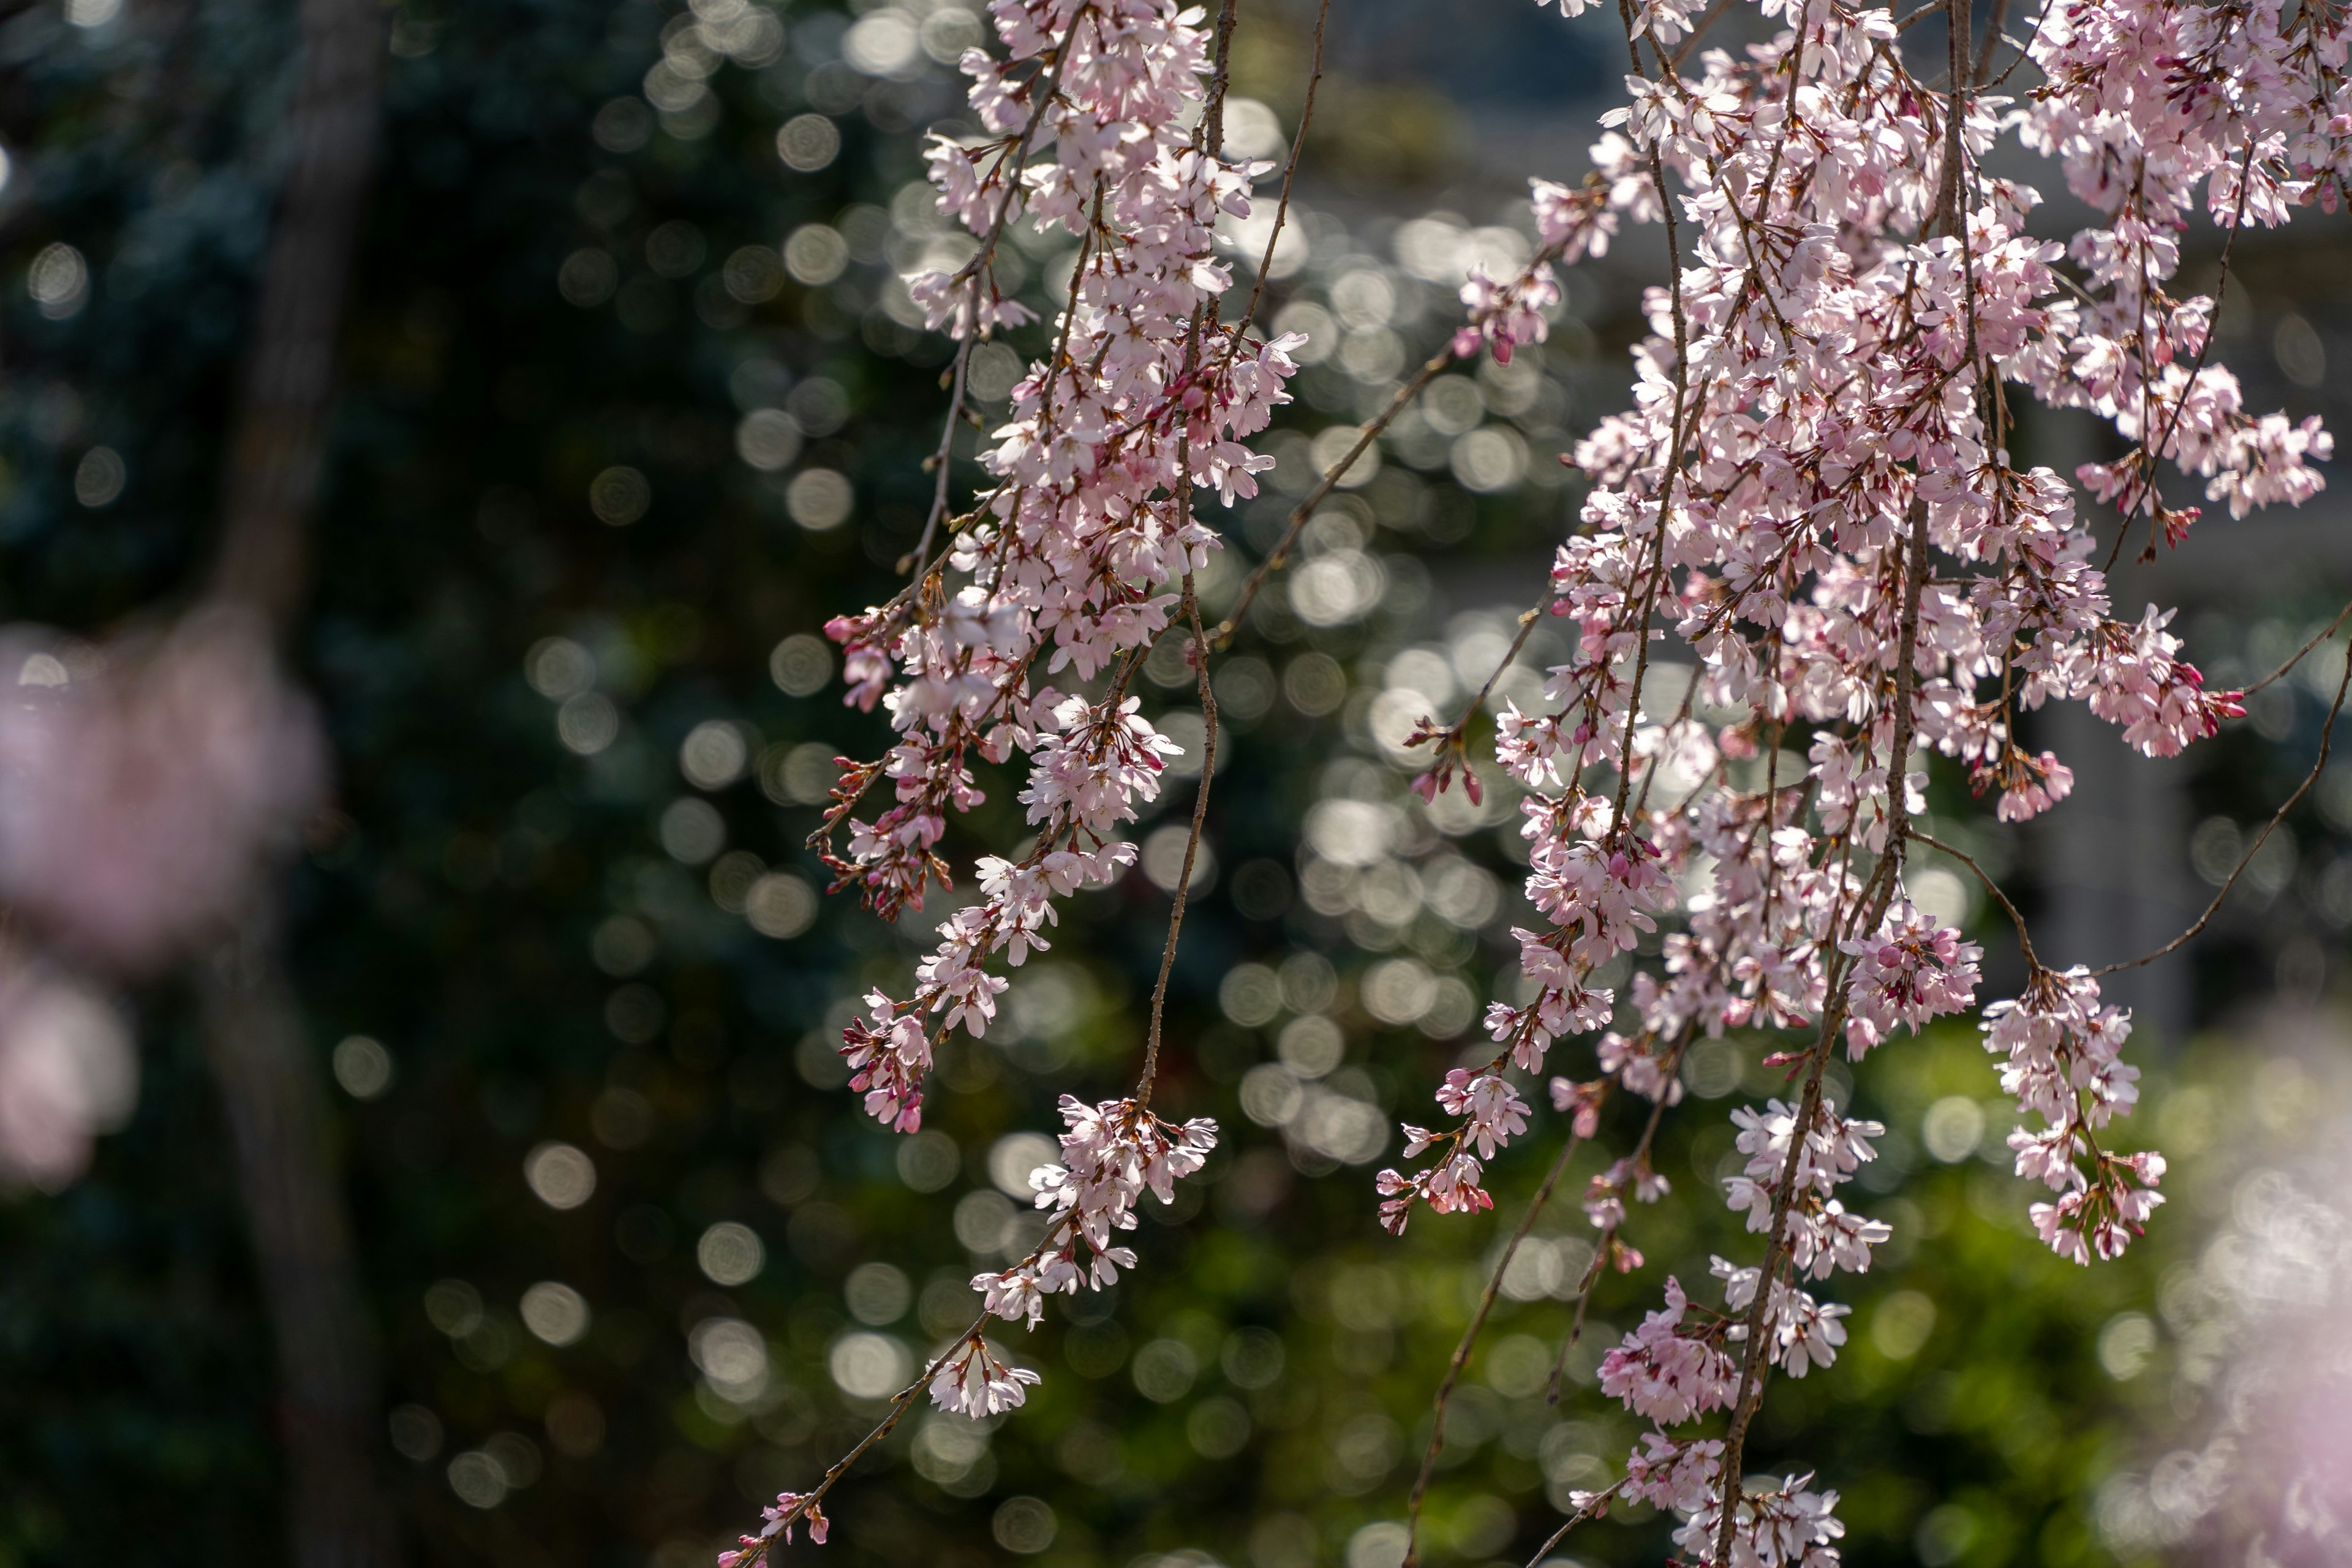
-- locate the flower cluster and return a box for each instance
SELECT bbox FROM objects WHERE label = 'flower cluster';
[1839,900,1983,1058]
[1377,1069,1533,1233]
[1373,0,2348,1549]
[1596,1276,1737,1425]
[911,1096,1218,1428]
[1983,967,2166,1262]
[1672,1475,1846,1568]
[717,1492,828,1568]
[1721,1098,1891,1278]
[817,0,1302,1138]
[927,1332,1042,1420]
[968,1093,1218,1335]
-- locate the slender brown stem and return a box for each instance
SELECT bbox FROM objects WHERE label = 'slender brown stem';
[1545,1035,1690,1401]
[1136,576,1219,1107]
[1667,0,1741,67]
[1910,829,2040,969]
[2244,595,2352,695]
[1206,344,1456,647]
[1604,170,1693,843]
[1234,0,1332,342]
[1969,0,2011,83]
[2093,626,2352,976]
[1131,0,1238,1104]
[1200,0,1242,154]
[1520,1478,1630,1568]
[1401,1117,1593,1568]
[1414,599,1545,772]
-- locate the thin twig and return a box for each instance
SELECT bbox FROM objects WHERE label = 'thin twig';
[1401,1115,1596,1568]
[1234,0,1331,342]
[2093,625,2352,976]
[2244,595,2352,695]
[1910,829,2040,968]
[2101,139,2257,573]
[1969,0,2012,83]
[1668,0,1741,67]
[1136,576,1219,1107]
[1605,0,1697,849]
[1409,598,1547,787]
[1544,1035,1691,1401]
[1520,1478,1632,1568]
[1205,344,1457,647]
[737,1313,989,1564]
[1133,0,1237,1105]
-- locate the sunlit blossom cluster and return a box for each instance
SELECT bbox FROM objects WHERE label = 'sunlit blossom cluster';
[816,0,1303,1145]
[1984,967,2168,1262]
[967,1092,1218,1335]
[778,0,2348,1553]
[1368,0,2344,1555]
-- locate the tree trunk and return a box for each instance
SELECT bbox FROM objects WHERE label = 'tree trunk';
[203,918,399,1568]
[206,0,394,1561]
[211,0,385,625]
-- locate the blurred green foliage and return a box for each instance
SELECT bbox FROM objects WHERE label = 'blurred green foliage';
[0,2,2344,1567]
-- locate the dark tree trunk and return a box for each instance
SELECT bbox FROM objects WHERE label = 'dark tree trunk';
[203,918,399,1568]
[205,0,394,1563]
[212,0,384,624]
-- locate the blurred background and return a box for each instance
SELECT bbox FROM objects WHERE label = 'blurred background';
[1,1,2349,1566]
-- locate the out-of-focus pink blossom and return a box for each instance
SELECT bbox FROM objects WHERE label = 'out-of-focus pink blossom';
[0,955,135,1191]
[0,609,325,976]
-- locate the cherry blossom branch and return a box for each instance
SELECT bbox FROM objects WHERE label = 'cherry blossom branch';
[907,2,1095,571]
[729,1095,1218,1563]
[2100,139,2260,571]
[796,0,2352,1556]
[776,1,1268,1548]
[720,1315,990,1567]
